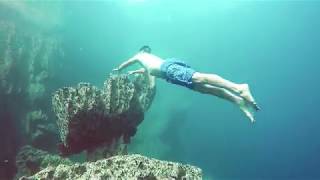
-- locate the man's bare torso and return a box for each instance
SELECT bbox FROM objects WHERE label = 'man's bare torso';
[133,52,164,76]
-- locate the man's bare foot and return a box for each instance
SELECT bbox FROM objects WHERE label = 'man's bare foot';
[238,84,260,111]
[238,99,255,123]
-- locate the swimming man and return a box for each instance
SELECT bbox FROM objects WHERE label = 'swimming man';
[113,46,260,123]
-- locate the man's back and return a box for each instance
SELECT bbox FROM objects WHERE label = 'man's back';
[134,52,164,76]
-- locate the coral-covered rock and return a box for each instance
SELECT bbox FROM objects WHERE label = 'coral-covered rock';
[22,154,202,180]
[52,74,155,157]
[102,75,135,115]
[15,145,72,179]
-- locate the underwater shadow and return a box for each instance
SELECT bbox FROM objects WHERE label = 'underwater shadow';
[159,108,189,162]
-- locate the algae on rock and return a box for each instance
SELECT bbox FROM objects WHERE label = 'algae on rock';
[23,154,202,180]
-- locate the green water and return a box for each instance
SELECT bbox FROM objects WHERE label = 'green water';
[1,1,320,179]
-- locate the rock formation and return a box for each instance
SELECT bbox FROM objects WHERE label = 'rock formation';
[52,74,155,159]
[0,21,62,100]
[21,154,202,180]
[0,19,63,179]
[15,145,72,179]
[23,110,58,151]
[16,75,203,179]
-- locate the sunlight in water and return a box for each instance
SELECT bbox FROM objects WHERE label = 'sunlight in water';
[128,0,147,3]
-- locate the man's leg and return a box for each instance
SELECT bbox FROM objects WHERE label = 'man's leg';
[192,72,259,110]
[193,83,255,122]
[193,83,241,105]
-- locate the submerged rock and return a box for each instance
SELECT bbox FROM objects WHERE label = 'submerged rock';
[15,145,72,179]
[0,20,62,100]
[0,19,63,179]
[22,154,202,180]
[23,110,58,151]
[52,74,155,158]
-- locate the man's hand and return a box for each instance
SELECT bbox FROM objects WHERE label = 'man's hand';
[128,68,146,75]
[115,57,138,72]
[112,68,120,73]
[127,71,136,75]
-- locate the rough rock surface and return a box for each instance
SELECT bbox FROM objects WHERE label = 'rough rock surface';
[15,145,72,179]
[23,154,202,180]
[52,74,155,156]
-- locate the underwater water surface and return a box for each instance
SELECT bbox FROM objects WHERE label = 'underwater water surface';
[1,0,320,179]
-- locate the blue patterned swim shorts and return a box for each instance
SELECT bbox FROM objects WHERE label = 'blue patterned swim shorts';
[160,58,196,89]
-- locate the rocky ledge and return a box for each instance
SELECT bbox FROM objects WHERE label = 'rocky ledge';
[21,154,202,180]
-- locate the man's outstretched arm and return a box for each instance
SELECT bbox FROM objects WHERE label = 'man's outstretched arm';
[114,57,138,71]
[128,68,146,75]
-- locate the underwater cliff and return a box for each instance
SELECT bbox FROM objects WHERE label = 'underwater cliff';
[0,12,63,178]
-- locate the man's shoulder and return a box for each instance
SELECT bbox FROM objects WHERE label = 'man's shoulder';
[134,52,148,59]
[134,52,164,64]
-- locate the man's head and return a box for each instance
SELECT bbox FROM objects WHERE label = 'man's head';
[139,45,151,53]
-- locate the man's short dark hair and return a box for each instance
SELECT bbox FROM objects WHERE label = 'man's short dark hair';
[139,45,151,53]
